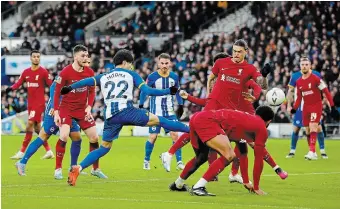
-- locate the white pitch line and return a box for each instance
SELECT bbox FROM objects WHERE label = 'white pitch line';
[2,194,314,209]
[2,172,340,188]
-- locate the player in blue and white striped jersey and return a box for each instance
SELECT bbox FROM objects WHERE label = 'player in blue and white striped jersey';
[139,53,185,170]
[62,50,190,186]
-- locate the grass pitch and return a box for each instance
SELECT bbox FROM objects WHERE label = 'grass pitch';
[2,135,340,209]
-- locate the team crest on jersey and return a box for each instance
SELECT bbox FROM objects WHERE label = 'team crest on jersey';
[56,76,62,84]
[170,81,174,86]
[152,126,156,131]
[238,69,243,75]
[50,127,55,133]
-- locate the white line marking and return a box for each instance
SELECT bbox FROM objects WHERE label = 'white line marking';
[2,194,314,209]
[2,172,340,188]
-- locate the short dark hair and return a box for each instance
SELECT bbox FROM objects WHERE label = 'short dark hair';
[255,106,274,122]
[73,45,88,55]
[30,50,40,56]
[158,53,171,60]
[233,39,249,50]
[213,52,230,63]
[113,49,134,65]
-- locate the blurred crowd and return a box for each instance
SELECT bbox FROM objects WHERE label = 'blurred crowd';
[2,2,339,125]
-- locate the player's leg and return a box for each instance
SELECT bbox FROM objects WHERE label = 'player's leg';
[287,125,301,158]
[147,113,189,133]
[144,126,159,170]
[34,121,54,159]
[229,145,243,183]
[306,122,318,160]
[55,124,71,177]
[83,125,108,179]
[10,119,35,159]
[317,123,328,159]
[191,134,235,196]
[15,128,52,176]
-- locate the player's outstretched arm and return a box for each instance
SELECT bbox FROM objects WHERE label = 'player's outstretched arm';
[60,75,102,95]
[321,87,339,120]
[139,91,147,108]
[187,95,207,107]
[139,84,177,96]
[286,86,295,111]
[247,80,262,100]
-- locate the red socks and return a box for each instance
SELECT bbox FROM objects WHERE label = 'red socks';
[20,131,33,152]
[208,150,218,165]
[43,141,51,151]
[90,142,99,170]
[169,133,190,155]
[263,148,277,168]
[231,146,240,175]
[309,132,317,152]
[55,139,66,169]
[203,157,231,181]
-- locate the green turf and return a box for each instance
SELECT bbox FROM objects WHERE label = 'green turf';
[2,135,340,209]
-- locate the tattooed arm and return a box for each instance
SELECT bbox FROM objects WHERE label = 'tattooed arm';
[256,76,268,90]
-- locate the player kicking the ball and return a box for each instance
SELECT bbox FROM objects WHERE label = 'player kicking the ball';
[63,49,189,186]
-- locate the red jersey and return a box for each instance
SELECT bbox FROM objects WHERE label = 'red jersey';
[213,109,268,190]
[54,64,95,111]
[210,57,262,109]
[293,73,331,110]
[11,66,52,108]
[238,80,262,114]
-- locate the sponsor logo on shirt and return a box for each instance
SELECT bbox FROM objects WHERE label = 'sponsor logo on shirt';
[221,74,240,84]
[302,90,313,96]
[70,87,87,93]
[27,82,39,87]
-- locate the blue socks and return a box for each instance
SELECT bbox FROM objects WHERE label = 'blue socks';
[317,131,325,150]
[20,137,44,164]
[290,131,299,150]
[158,116,190,133]
[173,141,182,162]
[79,146,110,170]
[70,140,82,166]
[144,140,154,161]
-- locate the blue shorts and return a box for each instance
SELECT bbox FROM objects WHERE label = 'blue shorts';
[43,110,80,135]
[103,107,149,142]
[149,115,178,134]
[293,108,303,127]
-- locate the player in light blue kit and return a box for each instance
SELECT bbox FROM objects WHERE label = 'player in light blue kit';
[15,60,108,179]
[64,49,190,186]
[139,53,185,170]
[286,69,328,159]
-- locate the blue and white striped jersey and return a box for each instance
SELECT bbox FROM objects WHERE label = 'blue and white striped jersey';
[146,71,183,117]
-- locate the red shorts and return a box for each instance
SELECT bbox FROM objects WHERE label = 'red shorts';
[59,107,95,130]
[28,105,45,123]
[302,103,322,126]
[190,111,225,149]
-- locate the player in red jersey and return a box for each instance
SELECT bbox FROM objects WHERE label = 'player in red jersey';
[291,56,339,160]
[7,50,54,160]
[53,45,107,179]
[205,39,271,111]
[169,106,274,196]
